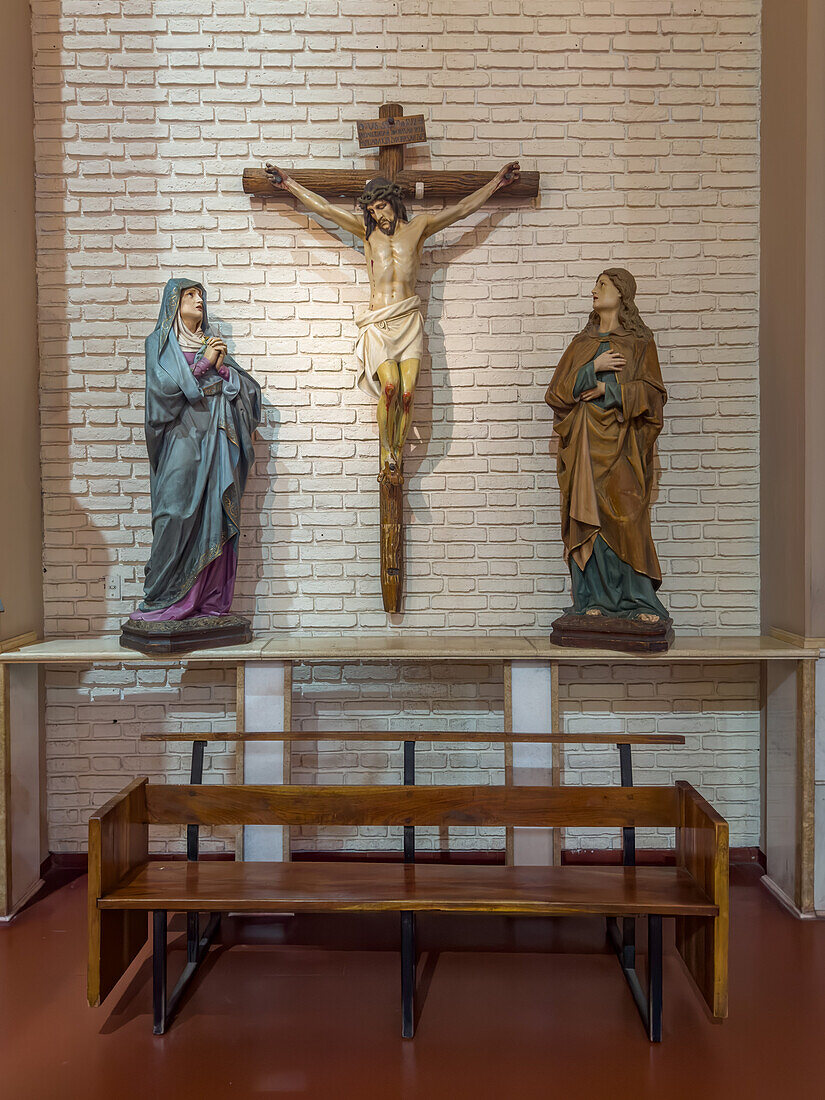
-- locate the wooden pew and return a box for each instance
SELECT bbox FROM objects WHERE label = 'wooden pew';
[88,780,727,1039]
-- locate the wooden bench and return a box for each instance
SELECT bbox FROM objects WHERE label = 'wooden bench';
[88,778,727,1040]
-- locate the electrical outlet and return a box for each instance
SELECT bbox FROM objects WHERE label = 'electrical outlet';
[104,573,122,601]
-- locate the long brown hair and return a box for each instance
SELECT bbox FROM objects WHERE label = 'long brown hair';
[357,177,409,241]
[583,268,653,339]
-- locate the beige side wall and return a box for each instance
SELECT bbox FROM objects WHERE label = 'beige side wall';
[761,0,825,639]
[1,0,44,915]
[760,0,807,636]
[804,1,825,637]
[0,0,43,642]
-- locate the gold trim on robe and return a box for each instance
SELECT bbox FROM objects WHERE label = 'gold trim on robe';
[545,328,666,583]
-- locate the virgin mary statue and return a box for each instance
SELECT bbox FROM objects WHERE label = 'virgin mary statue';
[122,278,261,652]
[544,268,672,652]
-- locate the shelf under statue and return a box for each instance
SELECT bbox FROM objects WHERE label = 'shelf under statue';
[545,268,674,654]
[121,278,262,654]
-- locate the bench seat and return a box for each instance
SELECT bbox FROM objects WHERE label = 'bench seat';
[100,860,717,918]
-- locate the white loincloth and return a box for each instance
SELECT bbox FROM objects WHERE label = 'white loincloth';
[353,294,425,397]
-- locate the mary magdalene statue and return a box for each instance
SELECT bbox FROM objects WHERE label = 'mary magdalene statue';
[121,278,262,653]
[544,268,673,653]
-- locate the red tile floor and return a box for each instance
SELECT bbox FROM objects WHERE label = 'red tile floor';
[1,863,823,1100]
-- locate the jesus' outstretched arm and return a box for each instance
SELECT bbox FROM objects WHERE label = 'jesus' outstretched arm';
[419,160,520,241]
[265,163,366,240]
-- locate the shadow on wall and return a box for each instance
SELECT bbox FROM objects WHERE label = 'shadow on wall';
[33,0,277,845]
[211,312,281,630]
[231,395,282,629]
[289,657,508,854]
[48,663,241,854]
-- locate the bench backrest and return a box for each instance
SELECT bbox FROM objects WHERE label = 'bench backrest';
[95,779,686,829]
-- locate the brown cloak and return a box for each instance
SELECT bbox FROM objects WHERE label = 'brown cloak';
[544,328,666,581]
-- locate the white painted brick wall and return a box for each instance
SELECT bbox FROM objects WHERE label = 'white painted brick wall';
[30,0,762,853]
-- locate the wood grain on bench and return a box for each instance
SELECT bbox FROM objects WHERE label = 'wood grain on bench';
[144,784,680,829]
[676,781,729,1018]
[100,861,717,917]
[87,777,149,1007]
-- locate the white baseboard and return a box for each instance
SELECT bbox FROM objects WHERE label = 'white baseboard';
[760,874,821,919]
[0,877,44,922]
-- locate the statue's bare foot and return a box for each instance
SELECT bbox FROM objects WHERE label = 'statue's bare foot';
[637,613,660,624]
[585,608,603,617]
[378,462,403,487]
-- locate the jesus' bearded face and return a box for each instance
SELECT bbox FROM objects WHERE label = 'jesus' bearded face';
[367,199,397,236]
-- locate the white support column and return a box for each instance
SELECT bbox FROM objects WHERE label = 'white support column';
[242,661,291,862]
[511,660,554,866]
[1,664,44,919]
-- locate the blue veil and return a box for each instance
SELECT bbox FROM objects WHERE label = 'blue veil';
[139,277,261,612]
[144,277,253,468]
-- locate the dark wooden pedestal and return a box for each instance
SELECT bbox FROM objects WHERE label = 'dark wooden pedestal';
[120,615,253,655]
[379,463,404,613]
[550,613,675,654]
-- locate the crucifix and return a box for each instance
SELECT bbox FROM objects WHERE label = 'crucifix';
[243,103,539,613]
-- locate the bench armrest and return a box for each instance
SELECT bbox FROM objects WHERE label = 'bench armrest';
[675,781,729,1019]
[87,778,150,1006]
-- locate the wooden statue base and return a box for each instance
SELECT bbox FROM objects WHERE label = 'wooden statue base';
[379,462,404,614]
[550,612,675,654]
[120,614,253,655]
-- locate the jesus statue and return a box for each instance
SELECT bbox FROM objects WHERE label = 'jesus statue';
[264,161,520,476]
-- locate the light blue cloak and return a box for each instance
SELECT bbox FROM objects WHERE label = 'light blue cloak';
[139,278,262,612]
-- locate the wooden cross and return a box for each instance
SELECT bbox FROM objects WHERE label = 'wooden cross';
[243,104,539,615]
[243,102,539,204]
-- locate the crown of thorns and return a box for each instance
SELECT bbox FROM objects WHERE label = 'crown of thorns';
[357,179,405,208]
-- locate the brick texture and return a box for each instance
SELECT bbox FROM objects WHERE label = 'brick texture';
[31,0,762,853]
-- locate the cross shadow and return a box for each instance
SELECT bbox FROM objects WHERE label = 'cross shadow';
[199,316,280,630]
[406,205,515,492]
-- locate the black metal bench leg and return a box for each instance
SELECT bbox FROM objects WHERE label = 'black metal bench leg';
[618,742,637,967]
[400,740,416,1038]
[619,908,635,969]
[403,739,415,864]
[647,914,663,1042]
[154,911,221,1035]
[187,740,206,962]
[187,739,206,860]
[401,911,416,1039]
[609,911,664,1042]
[606,912,636,970]
[153,910,167,1035]
[187,912,200,963]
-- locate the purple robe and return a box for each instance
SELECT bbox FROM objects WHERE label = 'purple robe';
[130,349,240,622]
